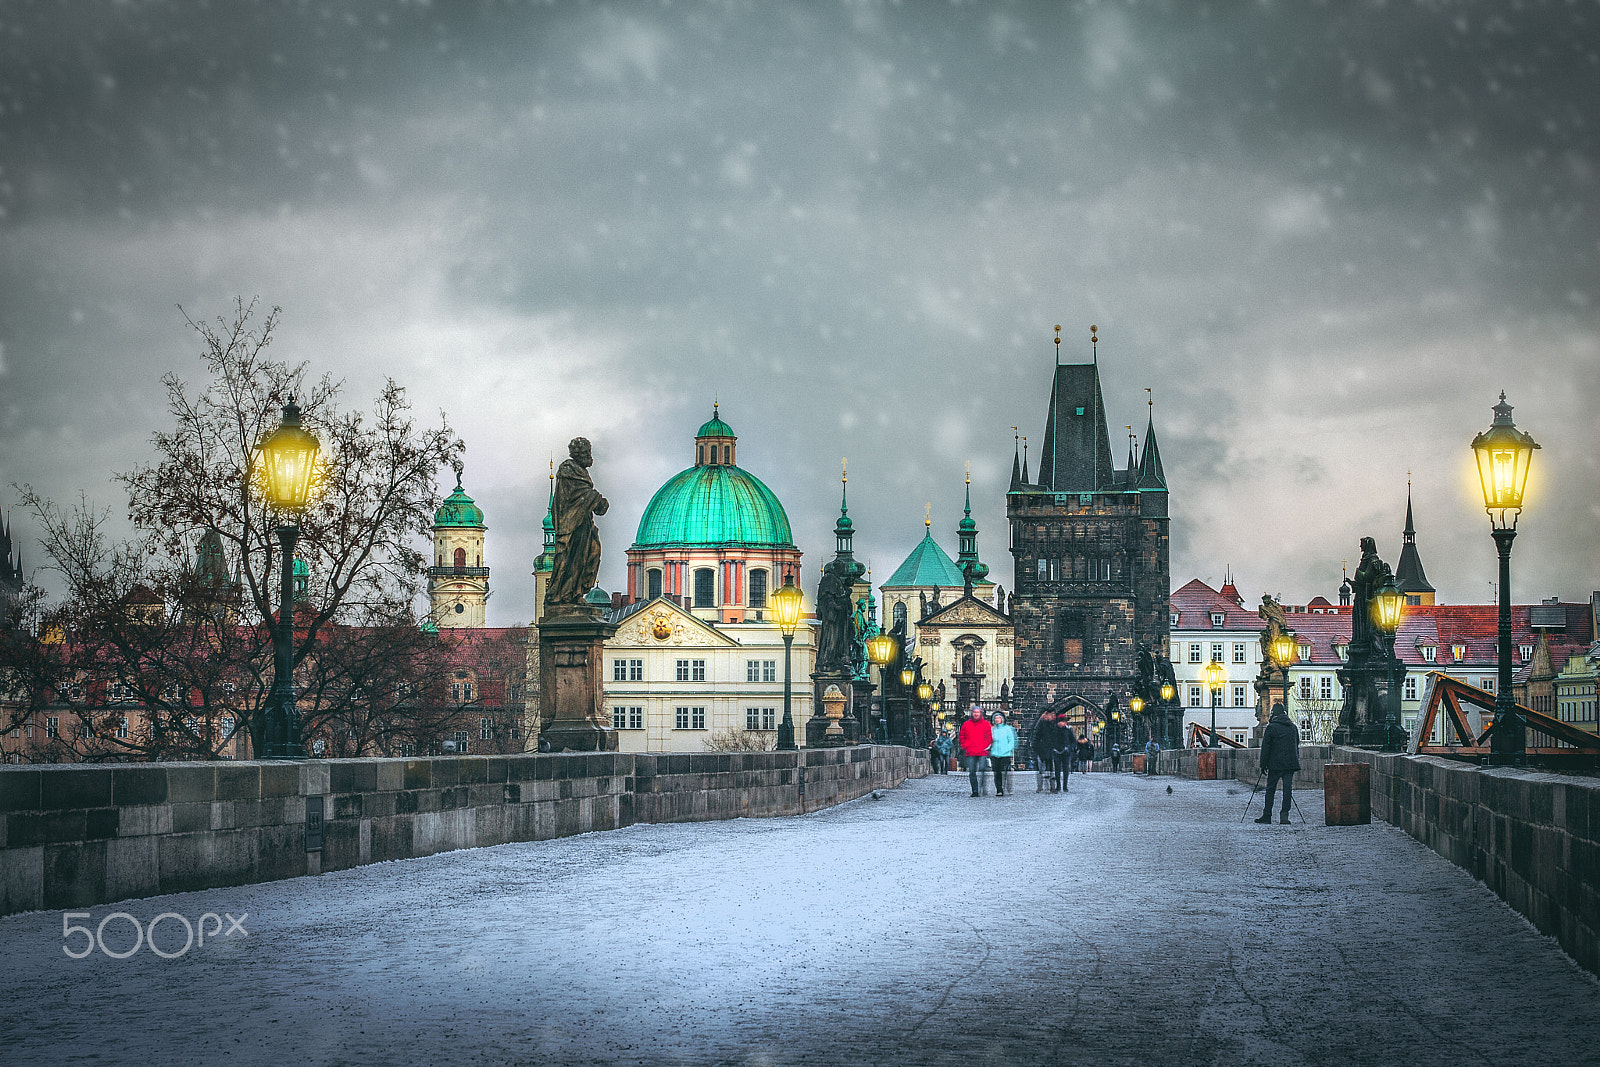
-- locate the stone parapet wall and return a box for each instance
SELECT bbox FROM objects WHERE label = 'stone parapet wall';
[0,746,927,917]
[1153,744,1600,975]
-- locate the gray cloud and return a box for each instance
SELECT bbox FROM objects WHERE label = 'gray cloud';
[2,1,1595,621]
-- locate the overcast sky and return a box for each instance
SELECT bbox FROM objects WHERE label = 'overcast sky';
[1,1,1595,626]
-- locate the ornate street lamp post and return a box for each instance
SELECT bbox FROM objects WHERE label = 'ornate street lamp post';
[867,631,897,742]
[1471,393,1539,766]
[1371,576,1408,752]
[772,574,805,751]
[1201,658,1226,749]
[915,681,934,748]
[1129,694,1145,750]
[1160,682,1177,751]
[1272,629,1298,728]
[255,399,320,759]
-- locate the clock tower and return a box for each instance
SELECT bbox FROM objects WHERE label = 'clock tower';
[428,475,488,628]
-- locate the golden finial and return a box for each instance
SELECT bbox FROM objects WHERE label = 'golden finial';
[925,502,931,528]
[1146,387,1153,411]
[1054,324,1061,348]
[842,457,847,484]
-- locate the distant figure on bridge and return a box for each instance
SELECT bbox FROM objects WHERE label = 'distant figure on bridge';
[1076,736,1094,773]
[1110,743,1122,773]
[1031,710,1057,793]
[932,728,953,774]
[1144,736,1160,775]
[988,711,1018,797]
[1255,702,1302,825]
[1040,713,1074,794]
[957,706,993,797]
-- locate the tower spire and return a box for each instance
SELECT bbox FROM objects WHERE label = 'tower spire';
[1010,427,1022,490]
[1137,391,1167,490]
[956,463,987,596]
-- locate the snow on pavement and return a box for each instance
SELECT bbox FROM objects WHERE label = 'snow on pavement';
[2,769,1597,1066]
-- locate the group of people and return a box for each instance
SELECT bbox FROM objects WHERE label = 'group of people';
[923,700,1302,823]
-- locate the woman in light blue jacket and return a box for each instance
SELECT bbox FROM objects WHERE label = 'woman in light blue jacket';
[988,711,1018,797]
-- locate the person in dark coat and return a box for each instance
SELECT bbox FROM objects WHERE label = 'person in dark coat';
[1255,702,1302,824]
[1031,710,1057,793]
[1052,721,1076,793]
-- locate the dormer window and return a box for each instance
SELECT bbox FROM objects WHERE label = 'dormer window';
[1210,611,1225,627]
[1297,643,1311,662]
[1333,643,1349,662]
[1420,645,1436,663]
[1170,612,1179,627]
[1519,644,1533,662]
[1451,644,1465,662]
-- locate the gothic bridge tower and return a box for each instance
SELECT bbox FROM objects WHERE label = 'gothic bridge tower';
[1006,325,1171,745]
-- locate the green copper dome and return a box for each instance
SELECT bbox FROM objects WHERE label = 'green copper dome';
[697,414,736,438]
[434,481,485,528]
[634,465,794,547]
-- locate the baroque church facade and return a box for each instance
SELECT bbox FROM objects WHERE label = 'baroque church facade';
[1006,328,1171,749]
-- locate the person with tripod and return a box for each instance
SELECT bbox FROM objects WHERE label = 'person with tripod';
[1255,702,1301,824]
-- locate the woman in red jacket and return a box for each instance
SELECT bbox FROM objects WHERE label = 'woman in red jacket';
[955,706,993,797]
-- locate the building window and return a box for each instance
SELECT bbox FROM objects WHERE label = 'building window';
[692,660,706,682]
[117,716,130,739]
[1420,645,1436,663]
[1320,676,1334,700]
[746,707,776,731]
[1170,612,1179,627]
[1059,614,1085,666]
[746,660,777,683]
[45,716,58,738]
[648,569,663,599]
[613,706,644,730]
[1233,685,1248,707]
[1519,644,1533,662]
[1210,643,1223,663]
[453,730,469,751]
[480,718,493,740]
[629,660,642,681]
[1233,731,1247,745]
[1233,643,1246,664]
[675,706,707,730]
[1211,612,1225,627]
[893,601,907,628]
[1189,644,1202,664]
[1452,644,1465,662]
[1403,677,1417,701]
[676,660,690,682]
[1299,677,1312,700]
[109,682,128,702]
[81,721,95,739]
[614,659,643,683]
[749,569,768,608]
[1298,643,1311,662]
[451,682,474,702]
[1189,686,1202,708]
[694,568,715,607]
[1481,677,1494,693]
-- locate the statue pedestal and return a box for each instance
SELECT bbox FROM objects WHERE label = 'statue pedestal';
[538,609,619,752]
[808,674,852,747]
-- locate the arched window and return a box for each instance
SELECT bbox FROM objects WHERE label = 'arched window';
[723,444,731,464]
[893,601,907,629]
[454,547,466,568]
[749,569,768,608]
[694,568,715,607]
[648,569,663,599]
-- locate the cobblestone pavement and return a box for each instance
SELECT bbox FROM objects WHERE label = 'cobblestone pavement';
[4,769,1598,1066]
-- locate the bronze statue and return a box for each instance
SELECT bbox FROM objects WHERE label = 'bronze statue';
[815,556,853,674]
[546,437,609,608]
[1349,535,1392,659]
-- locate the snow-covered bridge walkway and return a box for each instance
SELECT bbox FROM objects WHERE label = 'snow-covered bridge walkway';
[3,769,1596,1066]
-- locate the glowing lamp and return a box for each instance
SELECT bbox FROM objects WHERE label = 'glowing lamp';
[257,400,320,512]
[1471,392,1538,524]
[917,682,934,702]
[1129,696,1145,715]
[867,632,898,667]
[1372,576,1405,637]
[900,668,915,688]
[1201,658,1226,695]
[771,574,805,637]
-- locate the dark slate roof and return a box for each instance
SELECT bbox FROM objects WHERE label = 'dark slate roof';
[1394,493,1434,595]
[1137,411,1167,490]
[1036,362,1115,493]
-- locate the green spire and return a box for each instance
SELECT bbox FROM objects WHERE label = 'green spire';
[833,460,864,581]
[955,464,988,592]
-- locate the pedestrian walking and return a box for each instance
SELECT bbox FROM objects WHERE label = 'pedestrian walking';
[934,728,954,774]
[1077,736,1094,773]
[1254,702,1301,825]
[1031,710,1057,792]
[956,705,993,798]
[988,711,1018,796]
[927,733,943,775]
[1110,743,1122,773]
[1050,719,1075,794]
[1144,736,1160,775]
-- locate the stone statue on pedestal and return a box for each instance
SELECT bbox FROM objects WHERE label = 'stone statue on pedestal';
[546,437,609,612]
[1335,536,1394,747]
